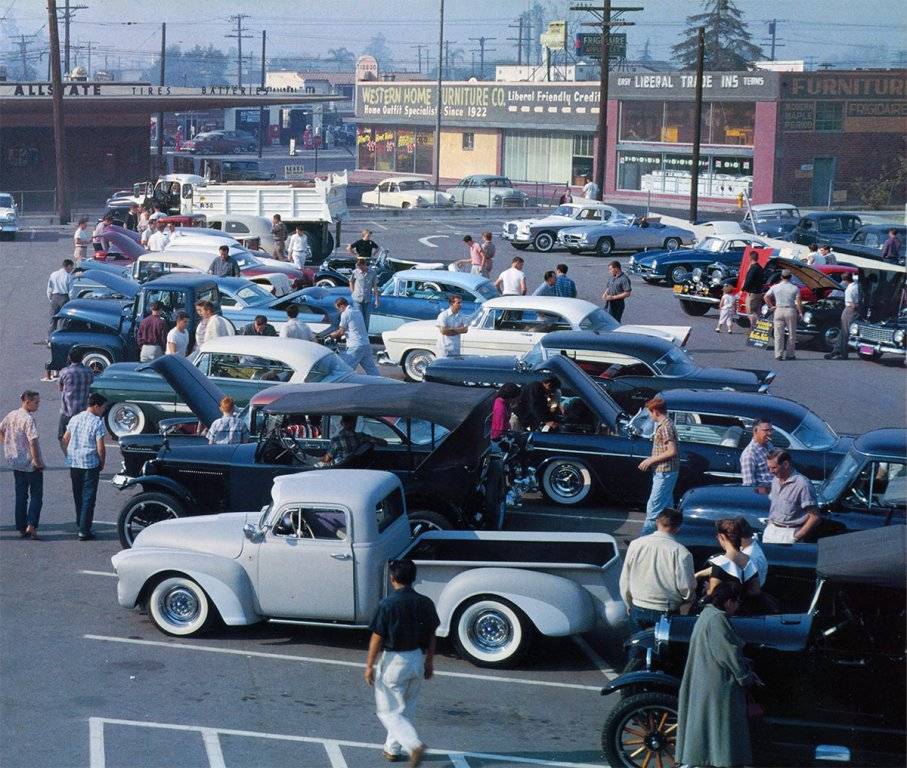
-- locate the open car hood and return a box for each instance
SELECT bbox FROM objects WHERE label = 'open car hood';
[540,355,623,430]
[97,228,146,258]
[768,257,843,291]
[139,354,223,427]
[74,269,140,299]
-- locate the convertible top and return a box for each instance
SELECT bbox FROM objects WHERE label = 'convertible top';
[816,526,906,590]
[263,381,494,430]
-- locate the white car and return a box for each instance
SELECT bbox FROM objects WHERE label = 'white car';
[0,192,19,241]
[381,295,691,381]
[199,214,277,252]
[361,177,455,209]
[502,202,631,253]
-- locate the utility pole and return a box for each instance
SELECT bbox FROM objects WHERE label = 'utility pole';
[258,29,266,158]
[768,19,777,61]
[571,2,641,201]
[689,27,705,224]
[444,40,451,80]
[60,0,88,75]
[508,16,524,66]
[411,44,427,73]
[46,0,70,224]
[157,22,165,168]
[11,33,36,79]
[468,36,496,80]
[433,0,444,192]
[226,14,251,87]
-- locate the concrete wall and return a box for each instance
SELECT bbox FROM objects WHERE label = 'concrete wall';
[438,128,501,179]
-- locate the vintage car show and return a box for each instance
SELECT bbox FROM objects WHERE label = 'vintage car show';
[1,2,905,767]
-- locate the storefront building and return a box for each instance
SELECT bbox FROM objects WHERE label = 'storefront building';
[354,69,906,206]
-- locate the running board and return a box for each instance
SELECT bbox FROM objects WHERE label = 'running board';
[268,618,370,630]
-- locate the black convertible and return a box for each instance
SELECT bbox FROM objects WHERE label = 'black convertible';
[112,356,507,546]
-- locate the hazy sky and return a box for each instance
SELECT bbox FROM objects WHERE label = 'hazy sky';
[2,0,905,73]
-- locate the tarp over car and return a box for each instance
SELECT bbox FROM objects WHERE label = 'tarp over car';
[817,526,906,590]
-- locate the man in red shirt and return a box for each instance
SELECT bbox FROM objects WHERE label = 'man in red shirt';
[136,301,168,362]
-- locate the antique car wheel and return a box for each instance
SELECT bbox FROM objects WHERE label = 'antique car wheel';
[511,243,530,251]
[105,402,146,438]
[315,278,340,288]
[453,596,530,667]
[118,492,187,549]
[678,300,711,317]
[147,575,213,637]
[596,237,615,256]
[402,349,435,382]
[602,691,679,768]
[668,264,690,285]
[533,231,555,253]
[820,326,840,352]
[663,237,682,251]
[408,509,452,537]
[540,459,593,505]
[81,350,113,375]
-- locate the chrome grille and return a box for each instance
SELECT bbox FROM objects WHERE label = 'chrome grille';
[560,234,583,244]
[856,325,895,344]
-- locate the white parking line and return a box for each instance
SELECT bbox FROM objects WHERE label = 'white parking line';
[572,636,617,681]
[78,570,117,578]
[83,634,602,692]
[368,220,389,230]
[88,717,603,767]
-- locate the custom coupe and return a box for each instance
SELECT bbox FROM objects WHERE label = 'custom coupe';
[380,295,691,382]
[501,201,631,253]
[360,177,455,209]
[557,216,696,257]
[600,527,906,768]
[782,211,863,247]
[835,224,906,265]
[425,330,775,411]
[446,175,529,208]
[738,202,801,238]
[93,336,377,438]
[628,234,767,285]
[111,356,507,546]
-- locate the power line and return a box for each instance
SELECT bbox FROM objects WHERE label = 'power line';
[507,15,525,66]
[9,31,37,77]
[468,36,496,79]
[58,0,88,74]
[225,13,252,87]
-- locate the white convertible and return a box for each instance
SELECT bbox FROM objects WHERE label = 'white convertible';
[111,470,626,667]
[381,295,692,381]
[361,177,455,209]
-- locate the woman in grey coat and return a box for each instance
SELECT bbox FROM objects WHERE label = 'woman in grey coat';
[676,582,755,768]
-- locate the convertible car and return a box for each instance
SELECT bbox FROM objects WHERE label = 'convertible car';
[380,295,691,381]
[111,356,506,546]
[628,233,767,285]
[498,356,849,507]
[92,336,379,437]
[501,201,630,253]
[424,330,775,412]
[557,216,695,257]
[312,250,445,289]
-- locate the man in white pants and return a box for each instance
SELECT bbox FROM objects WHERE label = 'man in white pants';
[365,558,439,766]
[328,297,381,376]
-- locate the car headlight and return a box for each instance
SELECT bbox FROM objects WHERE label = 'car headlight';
[651,260,658,269]
[493,194,502,202]
[517,223,531,234]
[849,322,859,336]
[802,311,813,325]
[579,233,588,243]
[895,329,905,345]
[629,256,635,265]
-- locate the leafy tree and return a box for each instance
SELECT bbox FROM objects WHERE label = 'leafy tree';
[672,0,763,71]
[364,34,394,68]
[327,47,355,65]
[141,45,231,87]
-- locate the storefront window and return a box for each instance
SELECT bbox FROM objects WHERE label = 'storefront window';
[395,129,415,173]
[414,131,434,175]
[710,156,753,197]
[504,130,572,183]
[572,133,594,184]
[709,102,755,145]
[814,102,844,132]
[617,151,662,191]
[374,128,395,172]
[357,127,375,170]
[663,101,710,144]
[619,101,663,142]
[617,150,752,199]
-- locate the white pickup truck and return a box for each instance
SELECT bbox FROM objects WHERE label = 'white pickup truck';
[112,470,626,668]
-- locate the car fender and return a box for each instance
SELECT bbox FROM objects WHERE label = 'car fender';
[600,670,682,697]
[111,547,259,625]
[434,566,597,638]
[118,474,196,508]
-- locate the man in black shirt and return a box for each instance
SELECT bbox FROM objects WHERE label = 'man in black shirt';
[742,251,765,329]
[365,558,439,766]
[347,229,381,261]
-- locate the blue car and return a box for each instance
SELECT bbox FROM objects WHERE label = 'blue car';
[215,277,338,334]
[628,233,767,285]
[300,269,498,337]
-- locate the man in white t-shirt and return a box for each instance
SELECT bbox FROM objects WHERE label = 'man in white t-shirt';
[147,222,168,252]
[435,295,468,358]
[165,311,190,356]
[495,256,527,296]
[279,304,316,341]
[327,297,380,376]
[582,175,599,199]
[196,300,233,343]
[287,225,312,269]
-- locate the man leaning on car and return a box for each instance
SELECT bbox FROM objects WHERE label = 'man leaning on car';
[764,449,820,544]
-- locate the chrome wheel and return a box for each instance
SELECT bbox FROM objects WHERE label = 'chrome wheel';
[402,349,435,382]
[668,265,690,285]
[541,460,593,505]
[117,492,186,548]
[81,350,112,375]
[664,237,681,250]
[160,586,201,625]
[315,278,339,288]
[106,402,146,438]
[454,598,527,666]
[596,237,614,256]
[533,231,555,252]
[148,576,211,637]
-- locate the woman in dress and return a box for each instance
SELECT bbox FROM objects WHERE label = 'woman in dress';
[677,581,756,768]
[716,283,737,333]
[695,518,766,614]
[72,218,92,264]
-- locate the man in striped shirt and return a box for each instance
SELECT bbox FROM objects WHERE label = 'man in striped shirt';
[739,419,774,486]
[207,397,249,445]
[554,264,577,298]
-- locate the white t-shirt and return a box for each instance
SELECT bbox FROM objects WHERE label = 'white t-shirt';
[844,281,860,307]
[140,227,152,247]
[436,307,464,357]
[147,231,169,252]
[204,314,234,343]
[166,326,189,356]
[582,181,599,199]
[339,306,369,348]
[497,267,525,295]
[280,318,316,341]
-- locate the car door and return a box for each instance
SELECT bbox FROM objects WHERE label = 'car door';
[462,308,538,356]
[465,178,487,207]
[826,459,906,533]
[670,411,746,488]
[255,504,355,620]
[719,239,751,266]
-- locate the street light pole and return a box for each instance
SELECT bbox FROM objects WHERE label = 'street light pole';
[258,30,266,159]
[157,22,166,171]
[433,0,445,191]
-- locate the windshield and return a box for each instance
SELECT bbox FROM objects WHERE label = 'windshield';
[551,205,576,217]
[579,309,619,331]
[0,194,13,208]
[698,237,725,253]
[521,341,548,367]
[230,249,259,268]
[651,346,695,376]
[303,352,353,382]
[791,412,838,450]
[399,180,431,191]
[475,281,499,300]
[235,283,274,304]
[819,451,862,505]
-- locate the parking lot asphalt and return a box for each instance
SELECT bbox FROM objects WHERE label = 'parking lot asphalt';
[1,212,903,767]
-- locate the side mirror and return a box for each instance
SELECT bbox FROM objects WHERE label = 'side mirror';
[243,522,264,541]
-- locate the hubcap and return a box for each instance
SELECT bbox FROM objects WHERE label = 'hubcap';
[406,353,433,379]
[160,586,200,626]
[551,464,584,496]
[618,706,677,767]
[112,405,141,434]
[471,610,512,650]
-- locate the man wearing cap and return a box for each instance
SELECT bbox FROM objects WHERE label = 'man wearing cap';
[825,272,859,360]
[764,269,802,360]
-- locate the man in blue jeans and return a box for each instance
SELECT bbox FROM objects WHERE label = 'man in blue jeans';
[62,393,107,541]
[638,395,680,536]
[0,390,46,538]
